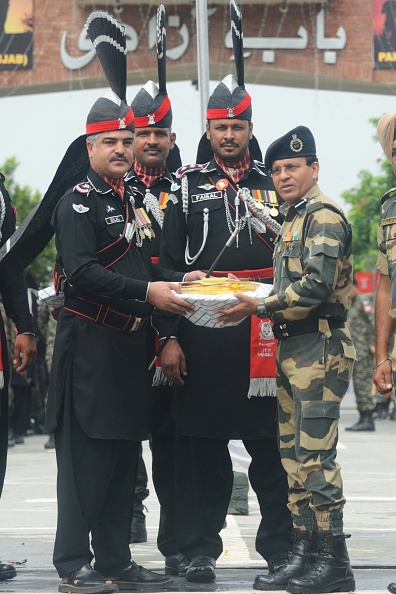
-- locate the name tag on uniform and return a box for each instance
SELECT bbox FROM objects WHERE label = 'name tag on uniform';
[191,191,222,204]
[105,215,124,225]
[381,216,396,226]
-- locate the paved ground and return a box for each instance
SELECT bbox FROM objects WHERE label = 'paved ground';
[0,387,395,593]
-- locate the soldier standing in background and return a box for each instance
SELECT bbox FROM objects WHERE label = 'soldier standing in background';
[221,126,356,593]
[125,6,189,573]
[345,279,376,431]
[373,110,396,594]
[0,171,36,580]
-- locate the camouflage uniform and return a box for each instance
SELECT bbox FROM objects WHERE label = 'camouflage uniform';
[264,183,355,534]
[348,293,376,412]
[377,188,396,390]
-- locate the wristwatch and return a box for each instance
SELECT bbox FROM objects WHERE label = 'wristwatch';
[256,297,268,319]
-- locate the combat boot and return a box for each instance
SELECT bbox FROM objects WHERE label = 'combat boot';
[287,532,355,594]
[254,529,316,591]
[346,411,375,432]
[129,499,147,543]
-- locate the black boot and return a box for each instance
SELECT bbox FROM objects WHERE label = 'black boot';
[129,499,147,543]
[345,411,375,432]
[388,583,396,593]
[254,530,316,591]
[287,532,355,594]
[373,400,390,419]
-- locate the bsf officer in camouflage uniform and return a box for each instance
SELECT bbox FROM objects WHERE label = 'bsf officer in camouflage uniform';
[345,279,376,431]
[220,126,356,594]
[373,112,396,594]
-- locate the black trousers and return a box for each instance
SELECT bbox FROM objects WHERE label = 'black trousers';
[0,386,8,498]
[151,433,178,557]
[54,400,140,578]
[12,385,30,436]
[174,434,292,562]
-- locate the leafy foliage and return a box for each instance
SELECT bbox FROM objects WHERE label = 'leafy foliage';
[342,118,394,273]
[1,157,55,287]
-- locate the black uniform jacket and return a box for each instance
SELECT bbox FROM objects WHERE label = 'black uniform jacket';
[155,159,282,439]
[125,166,178,259]
[126,165,180,434]
[45,169,184,440]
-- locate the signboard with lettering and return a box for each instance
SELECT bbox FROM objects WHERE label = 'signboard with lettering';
[0,0,33,70]
[373,0,396,67]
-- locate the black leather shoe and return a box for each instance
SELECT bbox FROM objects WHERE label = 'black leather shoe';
[0,562,16,581]
[185,555,216,583]
[59,563,118,593]
[111,561,172,591]
[388,584,396,594]
[165,553,189,576]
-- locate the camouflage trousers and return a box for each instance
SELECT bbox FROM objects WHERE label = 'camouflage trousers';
[352,354,375,412]
[277,322,356,534]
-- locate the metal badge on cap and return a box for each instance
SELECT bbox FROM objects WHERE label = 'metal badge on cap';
[290,134,303,153]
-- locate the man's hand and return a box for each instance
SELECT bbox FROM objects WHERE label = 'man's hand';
[184,270,206,282]
[147,282,195,315]
[51,306,62,321]
[160,338,187,386]
[13,334,36,374]
[373,359,393,394]
[217,292,258,325]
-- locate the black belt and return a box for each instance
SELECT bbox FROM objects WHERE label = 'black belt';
[273,318,345,340]
[64,297,148,334]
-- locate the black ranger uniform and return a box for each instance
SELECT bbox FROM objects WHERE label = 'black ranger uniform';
[155,70,292,576]
[128,52,187,572]
[0,173,35,493]
[46,166,185,578]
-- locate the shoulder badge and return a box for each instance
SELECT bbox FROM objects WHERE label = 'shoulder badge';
[74,182,93,195]
[168,194,178,205]
[380,187,396,204]
[73,203,90,214]
[175,163,206,179]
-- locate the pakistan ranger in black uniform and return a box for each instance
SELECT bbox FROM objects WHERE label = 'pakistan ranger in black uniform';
[44,12,201,594]
[154,0,292,582]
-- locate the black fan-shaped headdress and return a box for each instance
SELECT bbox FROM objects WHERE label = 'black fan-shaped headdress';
[131,4,172,128]
[206,0,251,121]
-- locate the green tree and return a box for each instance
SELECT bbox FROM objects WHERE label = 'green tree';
[342,119,394,273]
[1,157,55,287]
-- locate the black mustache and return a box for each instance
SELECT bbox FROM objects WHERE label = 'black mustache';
[220,142,238,148]
[111,155,129,162]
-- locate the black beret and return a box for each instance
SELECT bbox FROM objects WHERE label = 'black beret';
[264,125,317,171]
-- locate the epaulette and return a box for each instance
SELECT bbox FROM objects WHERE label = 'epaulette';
[306,201,344,219]
[73,181,93,195]
[175,163,206,179]
[380,187,396,204]
[306,201,324,214]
